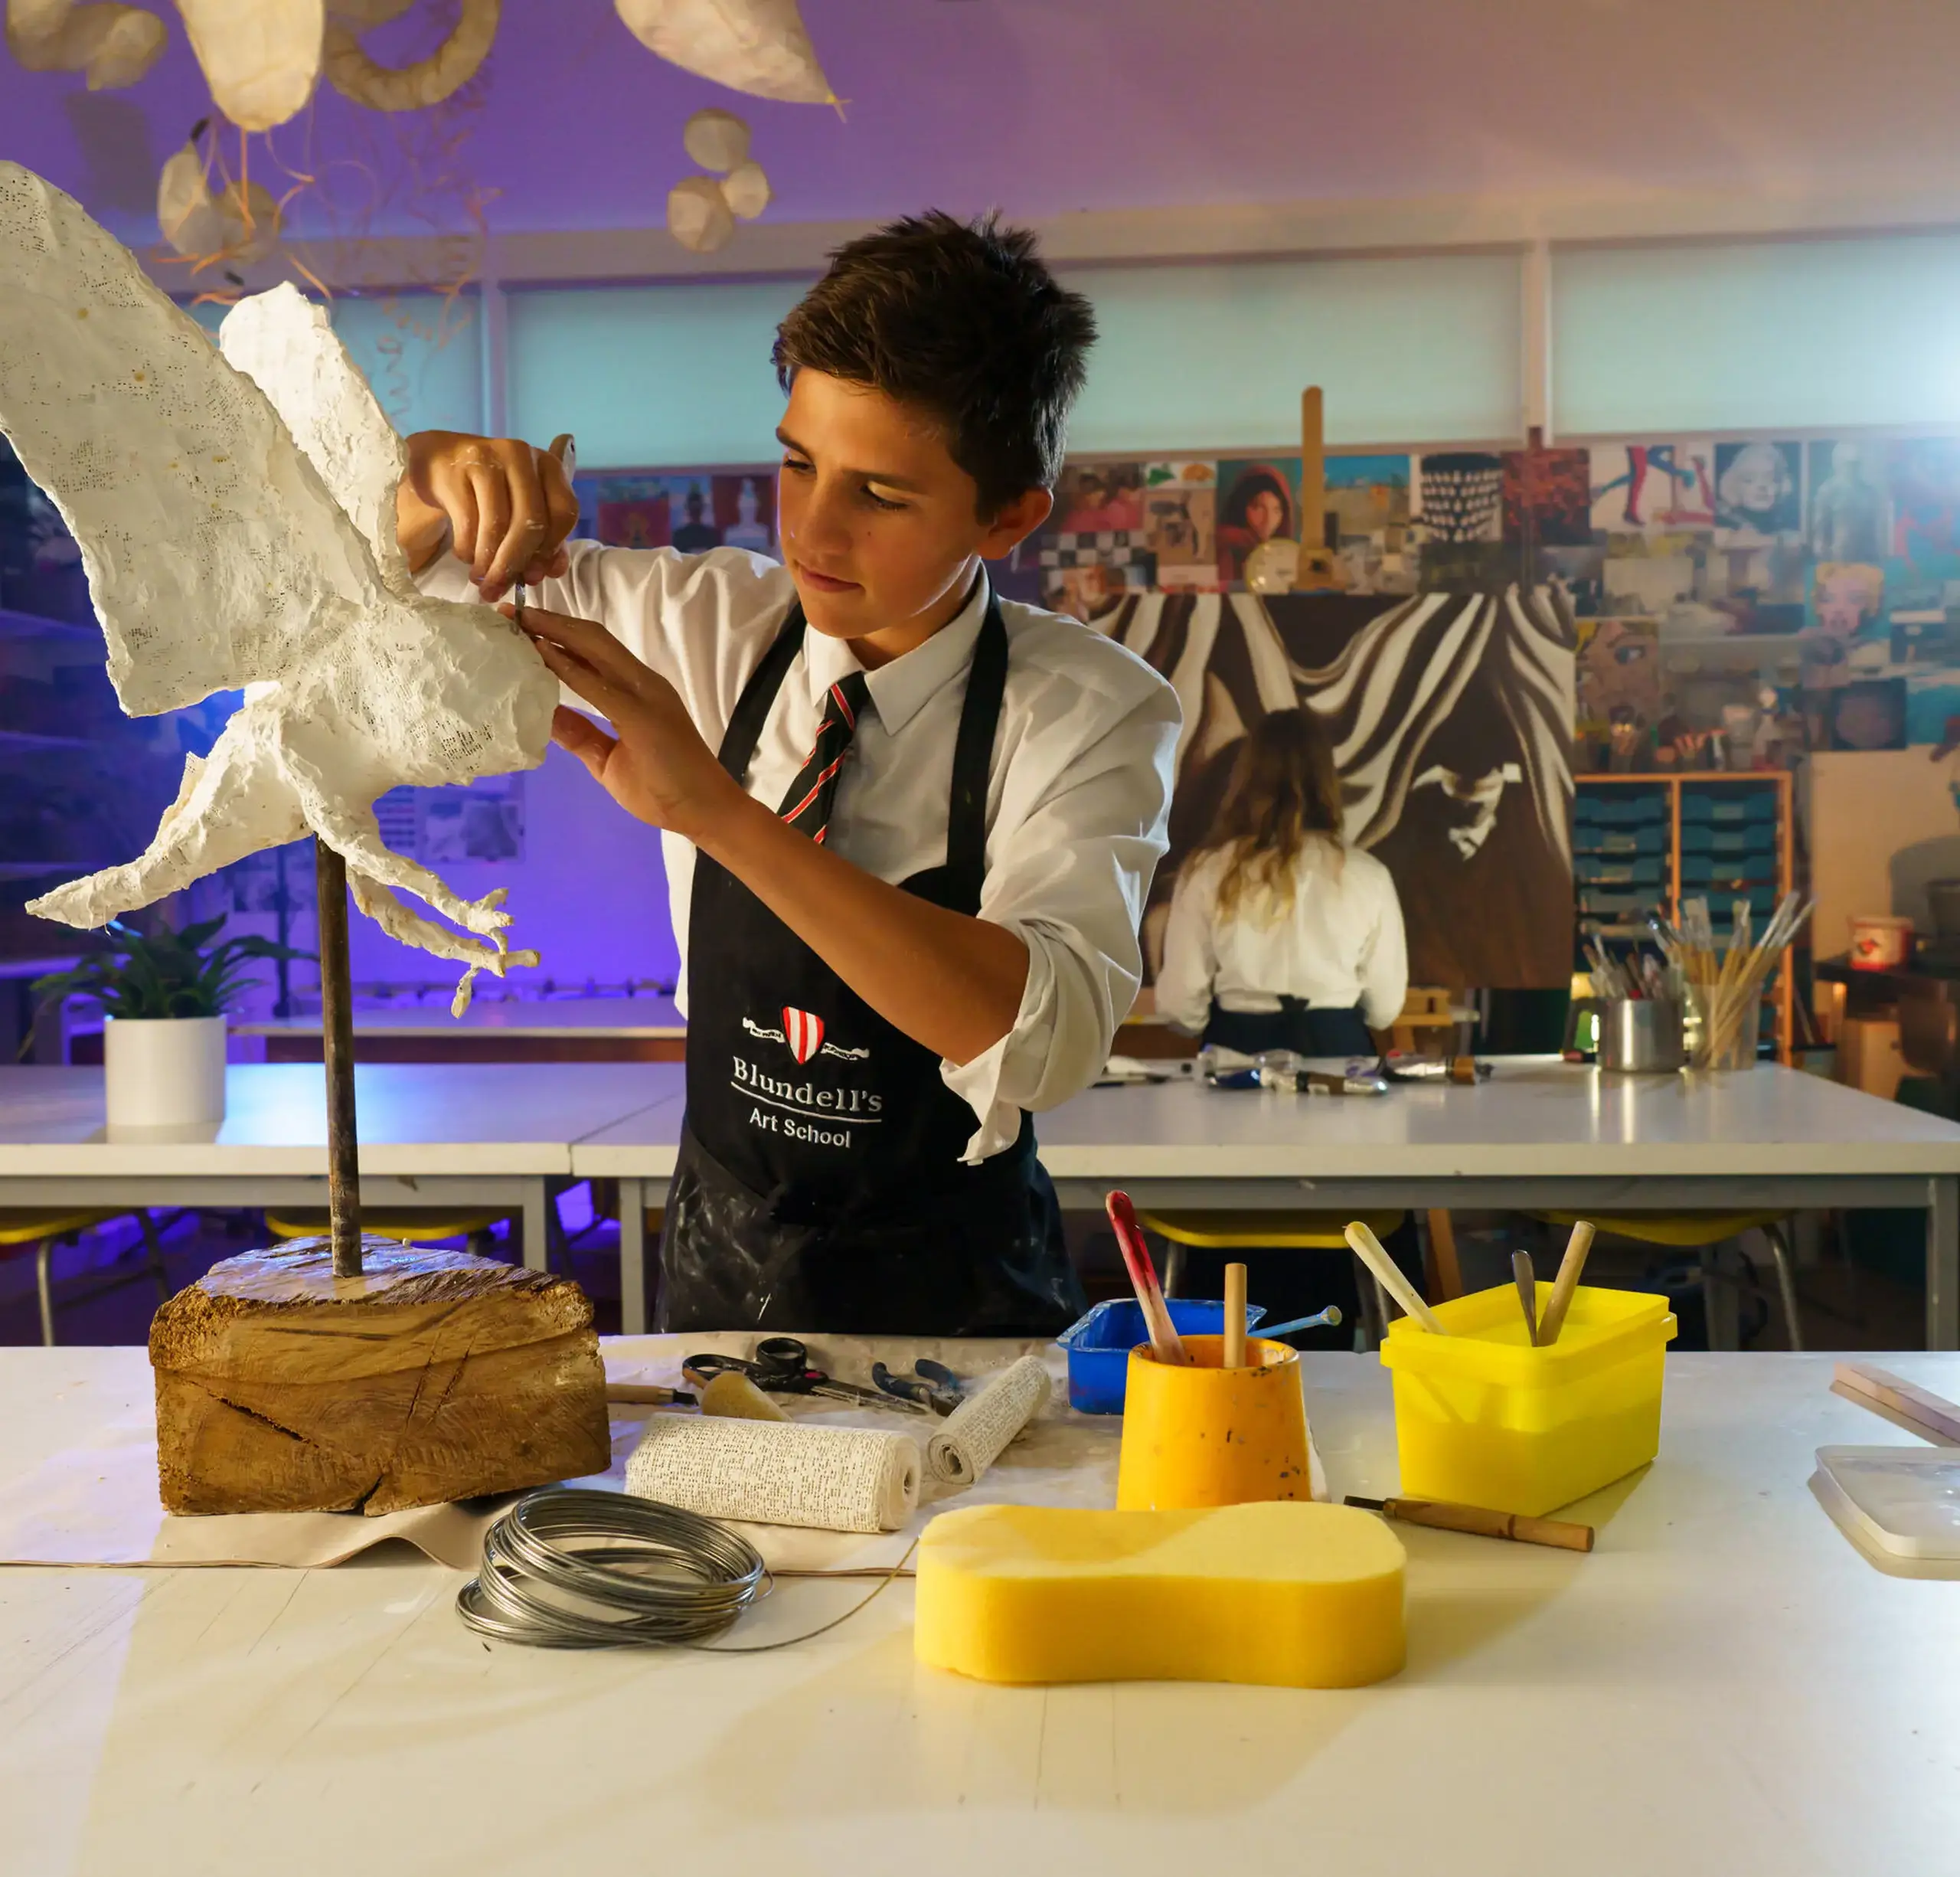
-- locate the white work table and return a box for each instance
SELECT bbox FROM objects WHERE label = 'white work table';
[0,1062,684,1268]
[579,1060,1960,1345]
[228,992,688,1061]
[5,1342,1958,1877]
[235,992,686,1038]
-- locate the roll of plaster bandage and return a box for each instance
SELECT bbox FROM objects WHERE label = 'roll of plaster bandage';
[925,1353,1051,1488]
[625,1414,919,1532]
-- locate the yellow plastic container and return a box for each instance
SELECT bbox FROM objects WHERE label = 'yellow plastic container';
[1378,1283,1677,1517]
[1116,1335,1312,1509]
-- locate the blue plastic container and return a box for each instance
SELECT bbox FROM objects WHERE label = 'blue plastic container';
[1056,1297,1267,1414]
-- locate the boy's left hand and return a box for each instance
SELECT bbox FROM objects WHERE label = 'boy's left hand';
[508,605,740,839]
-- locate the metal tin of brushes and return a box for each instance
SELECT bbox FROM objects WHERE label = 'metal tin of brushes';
[1597,997,1684,1074]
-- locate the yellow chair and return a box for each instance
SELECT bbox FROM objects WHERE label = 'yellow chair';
[1538,1210,1802,1352]
[0,1208,169,1346]
[1132,1207,1410,1336]
[266,1208,508,1258]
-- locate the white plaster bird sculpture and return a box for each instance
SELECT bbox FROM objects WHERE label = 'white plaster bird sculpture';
[0,163,557,1012]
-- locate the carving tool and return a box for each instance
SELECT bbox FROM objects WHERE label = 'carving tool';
[1537,1220,1596,1346]
[1344,1494,1595,1553]
[1344,1220,1447,1334]
[1106,1189,1191,1365]
[1223,1262,1248,1367]
[604,1382,697,1407]
[1511,1250,1540,1345]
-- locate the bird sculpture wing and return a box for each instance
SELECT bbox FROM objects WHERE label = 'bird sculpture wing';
[0,163,557,1010]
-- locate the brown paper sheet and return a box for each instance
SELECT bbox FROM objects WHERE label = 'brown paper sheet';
[0,1335,1326,1573]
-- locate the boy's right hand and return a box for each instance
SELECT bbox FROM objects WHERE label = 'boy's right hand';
[397,430,580,603]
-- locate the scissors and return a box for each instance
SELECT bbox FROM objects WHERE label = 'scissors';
[682,1336,929,1414]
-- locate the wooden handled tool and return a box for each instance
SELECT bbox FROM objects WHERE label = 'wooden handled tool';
[1834,1362,1960,1444]
[1106,1190,1191,1365]
[1223,1262,1247,1368]
[1344,1221,1448,1335]
[1346,1495,1595,1553]
[1291,386,1344,590]
[1537,1221,1596,1346]
[1511,1250,1540,1345]
[604,1383,697,1406]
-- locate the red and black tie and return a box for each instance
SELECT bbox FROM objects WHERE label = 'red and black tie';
[776,672,871,845]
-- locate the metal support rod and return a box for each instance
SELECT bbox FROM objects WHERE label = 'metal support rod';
[314,839,362,1277]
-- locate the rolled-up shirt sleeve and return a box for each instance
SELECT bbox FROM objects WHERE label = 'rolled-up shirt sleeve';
[941,671,1181,1161]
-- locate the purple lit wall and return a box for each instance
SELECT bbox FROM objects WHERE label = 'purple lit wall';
[8,2,1960,250]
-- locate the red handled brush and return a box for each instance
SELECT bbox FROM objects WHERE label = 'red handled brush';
[1106,1189,1191,1366]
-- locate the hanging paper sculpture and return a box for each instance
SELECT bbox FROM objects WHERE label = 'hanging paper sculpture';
[682,105,750,171]
[667,106,770,251]
[616,0,833,104]
[720,159,770,220]
[5,0,165,87]
[173,0,325,131]
[667,173,734,253]
[0,165,557,1010]
[322,0,497,111]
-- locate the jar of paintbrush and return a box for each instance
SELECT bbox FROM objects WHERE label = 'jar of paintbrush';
[1666,892,1811,1071]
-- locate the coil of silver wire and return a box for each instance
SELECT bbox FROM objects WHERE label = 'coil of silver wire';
[456,1487,769,1649]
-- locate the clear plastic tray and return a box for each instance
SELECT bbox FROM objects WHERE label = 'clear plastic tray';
[1812,1447,1960,1560]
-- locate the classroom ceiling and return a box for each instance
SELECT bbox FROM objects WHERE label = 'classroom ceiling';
[5,0,1960,250]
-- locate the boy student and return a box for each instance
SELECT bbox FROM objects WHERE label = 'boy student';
[397,212,1181,1335]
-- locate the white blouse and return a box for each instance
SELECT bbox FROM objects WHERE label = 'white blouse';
[1155,838,1410,1034]
[419,541,1181,1159]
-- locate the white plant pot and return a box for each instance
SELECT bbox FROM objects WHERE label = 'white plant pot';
[103,1015,228,1130]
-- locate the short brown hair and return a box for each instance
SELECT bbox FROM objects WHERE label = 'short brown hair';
[1191,708,1347,923]
[773,211,1096,516]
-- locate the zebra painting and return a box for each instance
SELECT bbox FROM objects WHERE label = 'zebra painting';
[1091,587,1576,990]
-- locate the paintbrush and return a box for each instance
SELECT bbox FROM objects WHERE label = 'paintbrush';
[1223,1262,1248,1367]
[1344,1221,1448,1334]
[1106,1189,1191,1366]
[1511,1249,1540,1344]
[1257,1304,1344,1339]
[1537,1220,1596,1346]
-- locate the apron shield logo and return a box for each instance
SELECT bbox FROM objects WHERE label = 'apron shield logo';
[782,1006,825,1064]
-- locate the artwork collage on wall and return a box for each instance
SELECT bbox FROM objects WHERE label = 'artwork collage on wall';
[979,434,1960,777]
[10,433,1960,992]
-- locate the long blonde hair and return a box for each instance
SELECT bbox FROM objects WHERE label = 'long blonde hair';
[1190,707,1345,924]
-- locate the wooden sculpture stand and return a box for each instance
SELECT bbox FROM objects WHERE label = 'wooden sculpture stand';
[149,845,609,1516]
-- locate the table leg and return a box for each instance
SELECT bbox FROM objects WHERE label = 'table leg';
[520,1181,550,1274]
[619,1179,648,1337]
[1929,1178,1958,1350]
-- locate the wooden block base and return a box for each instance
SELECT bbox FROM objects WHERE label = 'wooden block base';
[150,1237,610,1516]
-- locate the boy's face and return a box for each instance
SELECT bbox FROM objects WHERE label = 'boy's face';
[776,371,1050,654]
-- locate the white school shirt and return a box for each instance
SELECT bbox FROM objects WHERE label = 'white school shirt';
[420,542,1181,1159]
[1155,839,1410,1035]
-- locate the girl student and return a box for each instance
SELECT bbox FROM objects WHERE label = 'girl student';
[1154,705,1409,1343]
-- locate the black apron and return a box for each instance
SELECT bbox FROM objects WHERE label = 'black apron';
[1202,995,1374,1059]
[658,593,1084,1336]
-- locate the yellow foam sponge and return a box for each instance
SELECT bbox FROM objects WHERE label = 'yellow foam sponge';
[914,1500,1405,1688]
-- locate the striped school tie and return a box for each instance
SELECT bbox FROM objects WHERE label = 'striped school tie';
[776,672,871,845]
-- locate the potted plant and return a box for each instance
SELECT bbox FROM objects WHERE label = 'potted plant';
[32,916,314,1130]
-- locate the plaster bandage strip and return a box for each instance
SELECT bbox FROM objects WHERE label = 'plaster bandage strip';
[925,1352,1050,1488]
[626,1415,920,1533]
